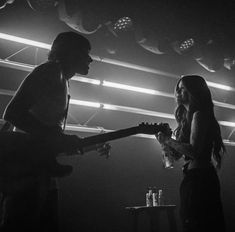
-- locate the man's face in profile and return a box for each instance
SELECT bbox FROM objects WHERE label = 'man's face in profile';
[69,47,93,75]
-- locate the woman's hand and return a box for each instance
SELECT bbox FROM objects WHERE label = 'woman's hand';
[161,143,172,154]
[155,131,170,144]
[156,135,182,161]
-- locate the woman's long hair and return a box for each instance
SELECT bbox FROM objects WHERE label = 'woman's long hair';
[174,75,225,168]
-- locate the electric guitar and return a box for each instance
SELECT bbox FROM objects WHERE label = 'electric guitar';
[0,122,172,179]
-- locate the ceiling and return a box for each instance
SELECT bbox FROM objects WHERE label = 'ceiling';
[0,0,235,144]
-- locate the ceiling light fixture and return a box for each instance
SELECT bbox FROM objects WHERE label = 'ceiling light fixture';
[113,16,133,33]
[194,40,224,72]
[172,38,195,55]
[0,87,234,128]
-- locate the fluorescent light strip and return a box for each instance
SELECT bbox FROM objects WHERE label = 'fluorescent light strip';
[223,140,235,146]
[218,121,235,128]
[1,59,235,110]
[0,88,15,96]
[91,54,178,78]
[71,98,235,128]
[0,33,51,49]
[206,81,235,91]
[103,103,175,119]
[102,81,235,109]
[73,75,101,85]
[0,88,234,127]
[70,99,100,108]
[0,59,34,72]
[66,124,106,133]
[0,33,175,78]
[0,59,102,85]
[0,33,234,92]
[0,90,177,119]
[213,101,235,110]
[102,80,174,98]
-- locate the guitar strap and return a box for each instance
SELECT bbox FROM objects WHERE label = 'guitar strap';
[62,94,70,132]
[62,75,70,132]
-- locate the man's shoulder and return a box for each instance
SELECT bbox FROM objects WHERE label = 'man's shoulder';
[34,61,61,74]
[27,61,62,85]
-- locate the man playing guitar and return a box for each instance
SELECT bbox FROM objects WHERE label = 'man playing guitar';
[0,31,110,232]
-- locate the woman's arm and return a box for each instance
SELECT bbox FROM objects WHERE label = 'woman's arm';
[160,143,183,160]
[158,111,208,159]
[164,137,195,159]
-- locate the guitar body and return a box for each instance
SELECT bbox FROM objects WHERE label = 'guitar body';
[0,131,78,179]
[0,131,78,194]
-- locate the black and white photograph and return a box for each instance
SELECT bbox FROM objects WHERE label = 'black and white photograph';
[0,1,234,231]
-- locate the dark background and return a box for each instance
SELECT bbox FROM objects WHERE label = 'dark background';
[0,1,235,231]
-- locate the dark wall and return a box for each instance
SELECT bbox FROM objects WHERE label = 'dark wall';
[57,137,182,232]
[57,136,235,232]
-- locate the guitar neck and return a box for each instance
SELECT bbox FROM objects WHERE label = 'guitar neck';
[81,126,140,147]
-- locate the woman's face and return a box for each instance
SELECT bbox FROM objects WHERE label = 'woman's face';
[175,80,190,106]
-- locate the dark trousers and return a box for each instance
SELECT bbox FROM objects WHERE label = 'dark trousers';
[0,183,59,232]
[180,166,226,232]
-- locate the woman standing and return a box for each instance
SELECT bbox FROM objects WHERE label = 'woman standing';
[156,75,226,232]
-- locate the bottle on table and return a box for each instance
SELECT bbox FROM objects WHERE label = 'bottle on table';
[146,187,153,207]
[158,189,165,205]
[152,187,158,206]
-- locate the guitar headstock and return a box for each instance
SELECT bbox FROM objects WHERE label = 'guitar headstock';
[137,122,172,136]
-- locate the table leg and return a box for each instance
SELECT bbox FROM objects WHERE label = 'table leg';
[129,212,139,232]
[149,212,159,232]
[167,209,178,232]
